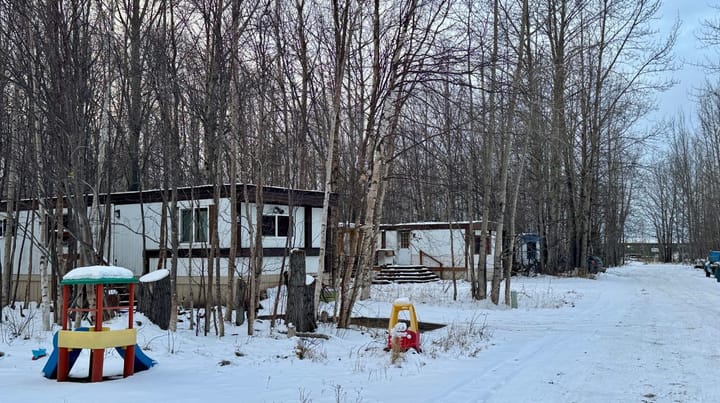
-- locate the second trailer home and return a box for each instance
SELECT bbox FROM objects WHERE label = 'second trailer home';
[376,221,497,281]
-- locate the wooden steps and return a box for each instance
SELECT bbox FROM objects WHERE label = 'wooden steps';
[107,285,134,307]
[372,265,440,284]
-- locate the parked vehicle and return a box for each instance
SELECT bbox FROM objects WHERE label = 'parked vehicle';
[587,256,604,274]
[513,233,541,276]
[704,251,720,278]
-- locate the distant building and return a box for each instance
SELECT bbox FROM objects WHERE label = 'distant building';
[623,242,690,262]
[376,221,498,279]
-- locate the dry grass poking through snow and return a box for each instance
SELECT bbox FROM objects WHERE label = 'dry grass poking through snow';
[370,280,472,306]
[514,281,581,309]
[294,338,328,362]
[428,313,491,357]
[0,302,41,343]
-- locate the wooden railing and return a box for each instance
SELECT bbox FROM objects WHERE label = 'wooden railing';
[419,250,443,268]
[419,250,467,279]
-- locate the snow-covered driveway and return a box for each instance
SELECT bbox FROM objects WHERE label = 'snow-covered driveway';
[419,264,720,403]
[3,263,718,403]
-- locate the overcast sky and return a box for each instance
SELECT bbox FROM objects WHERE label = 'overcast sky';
[649,0,717,128]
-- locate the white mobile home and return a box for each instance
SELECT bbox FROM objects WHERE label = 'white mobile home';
[377,221,497,279]
[0,184,336,302]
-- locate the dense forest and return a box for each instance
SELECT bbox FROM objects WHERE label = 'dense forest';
[2,0,717,327]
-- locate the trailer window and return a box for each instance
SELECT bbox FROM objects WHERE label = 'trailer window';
[399,231,411,249]
[180,208,208,243]
[262,215,289,237]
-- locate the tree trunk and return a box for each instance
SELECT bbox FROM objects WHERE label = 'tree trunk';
[53,197,65,325]
[2,152,16,307]
[245,182,264,336]
[491,0,528,304]
[138,276,171,330]
[286,249,316,333]
[212,188,224,337]
[479,0,500,302]
[225,0,240,324]
[505,0,533,305]
[314,0,354,319]
[126,0,144,191]
[235,278,246,326]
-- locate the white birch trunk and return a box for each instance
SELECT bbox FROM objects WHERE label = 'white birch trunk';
[39,206,51,330]
[491,0,528,304]
[2,154,17,308]
[313,0,356,318]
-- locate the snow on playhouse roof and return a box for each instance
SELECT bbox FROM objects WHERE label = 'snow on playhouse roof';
[61,265,138,285]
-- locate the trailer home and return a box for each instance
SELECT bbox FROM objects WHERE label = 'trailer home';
[0,184,336,303]
[376,221,497,280]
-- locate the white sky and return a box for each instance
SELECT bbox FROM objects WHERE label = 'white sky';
[649,0,717,128]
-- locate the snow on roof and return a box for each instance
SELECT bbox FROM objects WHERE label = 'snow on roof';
[62,265,137,285]
[110,183,325,197]
[379,220,498,229]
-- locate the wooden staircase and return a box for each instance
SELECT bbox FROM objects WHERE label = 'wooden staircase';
[107,285,134,308]
[372,265,440,284]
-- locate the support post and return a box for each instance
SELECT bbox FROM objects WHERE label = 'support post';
[123,344,135,377]
[124,283,136,377]
[57,285,70,382]
[128,283,134,328]
[90,284,104,382]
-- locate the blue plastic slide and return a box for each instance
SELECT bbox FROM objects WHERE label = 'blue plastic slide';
[115,344,157,372]
[42,331,82,379]
[42,328,156,379]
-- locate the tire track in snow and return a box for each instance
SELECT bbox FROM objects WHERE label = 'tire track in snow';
[420,265,720,403]
[418,274,625,403]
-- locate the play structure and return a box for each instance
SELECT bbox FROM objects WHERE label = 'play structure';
[42,265,156,382]
[386,298,421,352]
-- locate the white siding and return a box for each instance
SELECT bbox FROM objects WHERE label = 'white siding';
[377,225,497,271]
[0,211,39,275]
[1,197,323,278]
[310,207,323,248]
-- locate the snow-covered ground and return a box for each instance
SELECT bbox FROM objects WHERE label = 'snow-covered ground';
[1,262,718,403]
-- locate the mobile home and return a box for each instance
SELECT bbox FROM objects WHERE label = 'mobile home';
[0,184,336,303]
[377,221,497,280]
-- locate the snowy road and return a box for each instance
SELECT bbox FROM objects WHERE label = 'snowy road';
[417,264,720,403]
